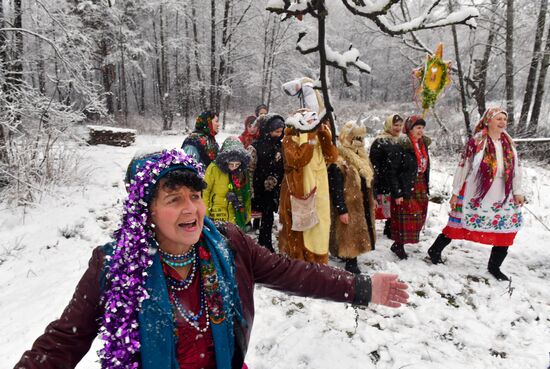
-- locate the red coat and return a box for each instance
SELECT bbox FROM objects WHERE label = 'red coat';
[14,223,371,369]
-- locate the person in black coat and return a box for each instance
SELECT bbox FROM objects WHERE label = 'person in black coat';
[250,114,285,251]
[388,115,431,260]
[369,113,403,238]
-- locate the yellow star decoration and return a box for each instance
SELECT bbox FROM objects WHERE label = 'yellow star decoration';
[413,43,452,116]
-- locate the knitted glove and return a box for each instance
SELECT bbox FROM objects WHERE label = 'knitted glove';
[264,176,278,191]
[226,191,242,209]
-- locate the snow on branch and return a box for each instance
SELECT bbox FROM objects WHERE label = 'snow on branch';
[296,31,371,86]
[341,0,479,35]
[325,43,371,86]
[0,28,86,87]
[296,32,319,54]
[340,0,401,16]
[266,0,314,18]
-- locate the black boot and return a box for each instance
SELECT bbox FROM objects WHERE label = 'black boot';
[390,242,408,260]
[428,234,452,265]
[383,219,392,238]
[488,246,510,281]
[344,258,361,274]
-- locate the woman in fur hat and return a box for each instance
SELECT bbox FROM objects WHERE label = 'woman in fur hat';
[328,121,377,274]
[203,137,252,229]
[181,111,220,168]
[250,114,285,252]
[427,108,524,281]
[239,116,259,149]
[389,115,431,260]
[278,109,338,264]
[14,149,409,369]
[369,113,404,238]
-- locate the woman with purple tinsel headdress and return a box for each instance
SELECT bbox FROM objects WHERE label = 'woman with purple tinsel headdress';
[15,148,409,369]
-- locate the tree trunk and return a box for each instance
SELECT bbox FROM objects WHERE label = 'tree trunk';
[101,40,115,115]
[316,4,336,143]
[140,72,145,114]
[474,15,496,117]
[159,5,172,130]
[120,44,128,124]
[129,70,140,114]
[450,1,471,137]
[518,0,548,134]
[153,17,167,128]
[174,11,179,80]
[184,14,192,129]
[10,0,23,91]
[0,0,6,163]
[265,19,282,108]
[261,16,272,103]
[210,0,217,110]
[116,63,122,112]
[215,0,231,113]
[191,0,207,108]
[505,0,515,130]
[529,21,550,135]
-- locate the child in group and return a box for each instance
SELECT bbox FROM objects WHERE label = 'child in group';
[203,137,252,230]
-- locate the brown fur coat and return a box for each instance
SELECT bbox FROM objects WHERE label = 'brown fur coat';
[329,158,376,258]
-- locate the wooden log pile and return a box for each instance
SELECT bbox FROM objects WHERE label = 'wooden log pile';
[87,125,137,147]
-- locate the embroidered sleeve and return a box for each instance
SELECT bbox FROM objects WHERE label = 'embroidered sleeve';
[512,150,523,196]
[452,139,475,196]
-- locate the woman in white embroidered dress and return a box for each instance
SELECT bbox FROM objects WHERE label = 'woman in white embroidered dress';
[427,107,525,281]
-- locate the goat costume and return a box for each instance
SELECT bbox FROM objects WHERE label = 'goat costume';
[328,121,377,259]
[278,110,338,264]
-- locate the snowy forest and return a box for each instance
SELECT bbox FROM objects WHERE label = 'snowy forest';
[1,0,550,200]
[2,0,550,368]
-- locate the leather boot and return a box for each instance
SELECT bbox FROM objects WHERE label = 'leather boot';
[488,246,509,281]
[383,219,392,238]
[344,257,361,274]
[428,234,452,265]
[390,242,408,260]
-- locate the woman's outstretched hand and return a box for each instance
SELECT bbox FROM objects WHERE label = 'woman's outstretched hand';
[371,273,409,308]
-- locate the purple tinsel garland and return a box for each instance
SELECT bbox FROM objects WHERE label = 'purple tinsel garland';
[98,149,204,369]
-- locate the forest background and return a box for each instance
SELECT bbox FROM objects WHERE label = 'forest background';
[1,0,550,203]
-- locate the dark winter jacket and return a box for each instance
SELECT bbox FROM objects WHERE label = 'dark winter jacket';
[250,115,285,213]
[14,223,371,369]
[327,163,347,215]
[392,136,431,199]
[369,136,402,197]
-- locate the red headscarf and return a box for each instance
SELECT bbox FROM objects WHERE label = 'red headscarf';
[239,115,259,149]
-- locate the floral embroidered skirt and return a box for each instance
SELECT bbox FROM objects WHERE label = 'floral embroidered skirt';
[443,177,522,246]
[375,194,392,219]
[390,173,428,244]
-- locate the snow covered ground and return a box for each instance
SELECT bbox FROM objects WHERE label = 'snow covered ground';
[1,132,549,369]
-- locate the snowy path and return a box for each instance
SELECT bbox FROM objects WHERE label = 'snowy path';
[1,134,549,369]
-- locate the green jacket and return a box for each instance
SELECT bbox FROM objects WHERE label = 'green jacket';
[203,163,252,226]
